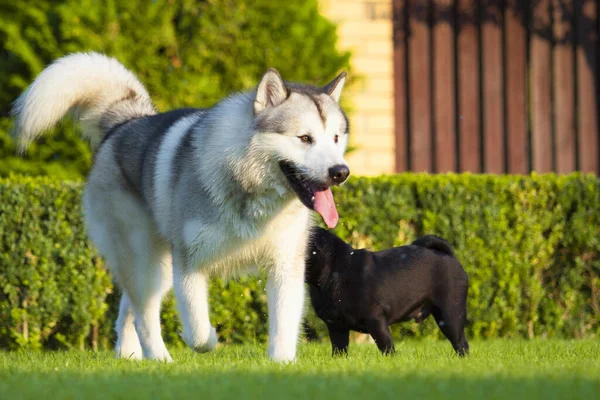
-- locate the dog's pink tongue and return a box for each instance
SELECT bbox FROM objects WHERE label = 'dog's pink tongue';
[313,188,338,228]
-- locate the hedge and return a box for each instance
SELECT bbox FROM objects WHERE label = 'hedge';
[1,173,599,350]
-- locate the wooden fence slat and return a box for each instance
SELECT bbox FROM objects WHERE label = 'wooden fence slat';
[531,0,553,173]
[457,0,481,172]
[482,0,505,173]
[577,0,599,173]
[394,0,408,173]
[393,0,599,175]
[505,1,529,174]
[433,0,456,172]
[553,0,576,174]
[409,0,433,172]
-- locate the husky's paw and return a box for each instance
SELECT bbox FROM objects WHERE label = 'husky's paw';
[146,349,174,363]
[185,326,218,353]
[115,350,143,361]
[115,344,143,361]
[268,345,297,363]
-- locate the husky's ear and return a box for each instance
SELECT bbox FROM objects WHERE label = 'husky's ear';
[324,72,346,103]
[254,68,288,114]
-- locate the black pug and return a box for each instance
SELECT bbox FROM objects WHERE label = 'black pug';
[305,227,469,356]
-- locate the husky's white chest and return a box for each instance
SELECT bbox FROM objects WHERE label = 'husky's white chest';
[183,197,310,273]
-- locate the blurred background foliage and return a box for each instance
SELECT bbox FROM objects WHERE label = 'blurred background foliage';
[0,0,352,178]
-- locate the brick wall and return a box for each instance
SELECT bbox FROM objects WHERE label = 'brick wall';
[320,0,395,176]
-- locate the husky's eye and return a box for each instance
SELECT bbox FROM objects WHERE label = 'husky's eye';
[334,134,339,144]
[298,135,313,144]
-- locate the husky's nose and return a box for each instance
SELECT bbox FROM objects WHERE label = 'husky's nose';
[328,165,350,184]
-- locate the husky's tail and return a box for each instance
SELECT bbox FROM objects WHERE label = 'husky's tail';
[411,235,455,257]
[11,52,156,152]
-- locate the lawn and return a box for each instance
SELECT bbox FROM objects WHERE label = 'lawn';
[0,339,598,399]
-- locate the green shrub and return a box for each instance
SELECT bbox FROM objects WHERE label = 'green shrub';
[0,176,110,350]
[1,173,599,350]
[0,0,351,178]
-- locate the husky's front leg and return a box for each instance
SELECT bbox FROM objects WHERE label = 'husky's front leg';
[266,251,306,362]
[172,250,218,353]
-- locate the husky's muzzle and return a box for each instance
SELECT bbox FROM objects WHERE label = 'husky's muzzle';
[279,161,349,228]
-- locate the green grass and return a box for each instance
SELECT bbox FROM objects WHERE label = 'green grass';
[1,340,599,399]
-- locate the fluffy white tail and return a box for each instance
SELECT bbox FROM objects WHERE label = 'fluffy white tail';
[11,52,156,152]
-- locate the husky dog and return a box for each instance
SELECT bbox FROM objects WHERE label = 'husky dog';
[11,52,350,362]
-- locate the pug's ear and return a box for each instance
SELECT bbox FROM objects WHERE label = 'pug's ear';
[323,72,346,103]
[254,68,288,114]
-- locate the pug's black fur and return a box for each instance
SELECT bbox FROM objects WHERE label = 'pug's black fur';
[305,228,469,356]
